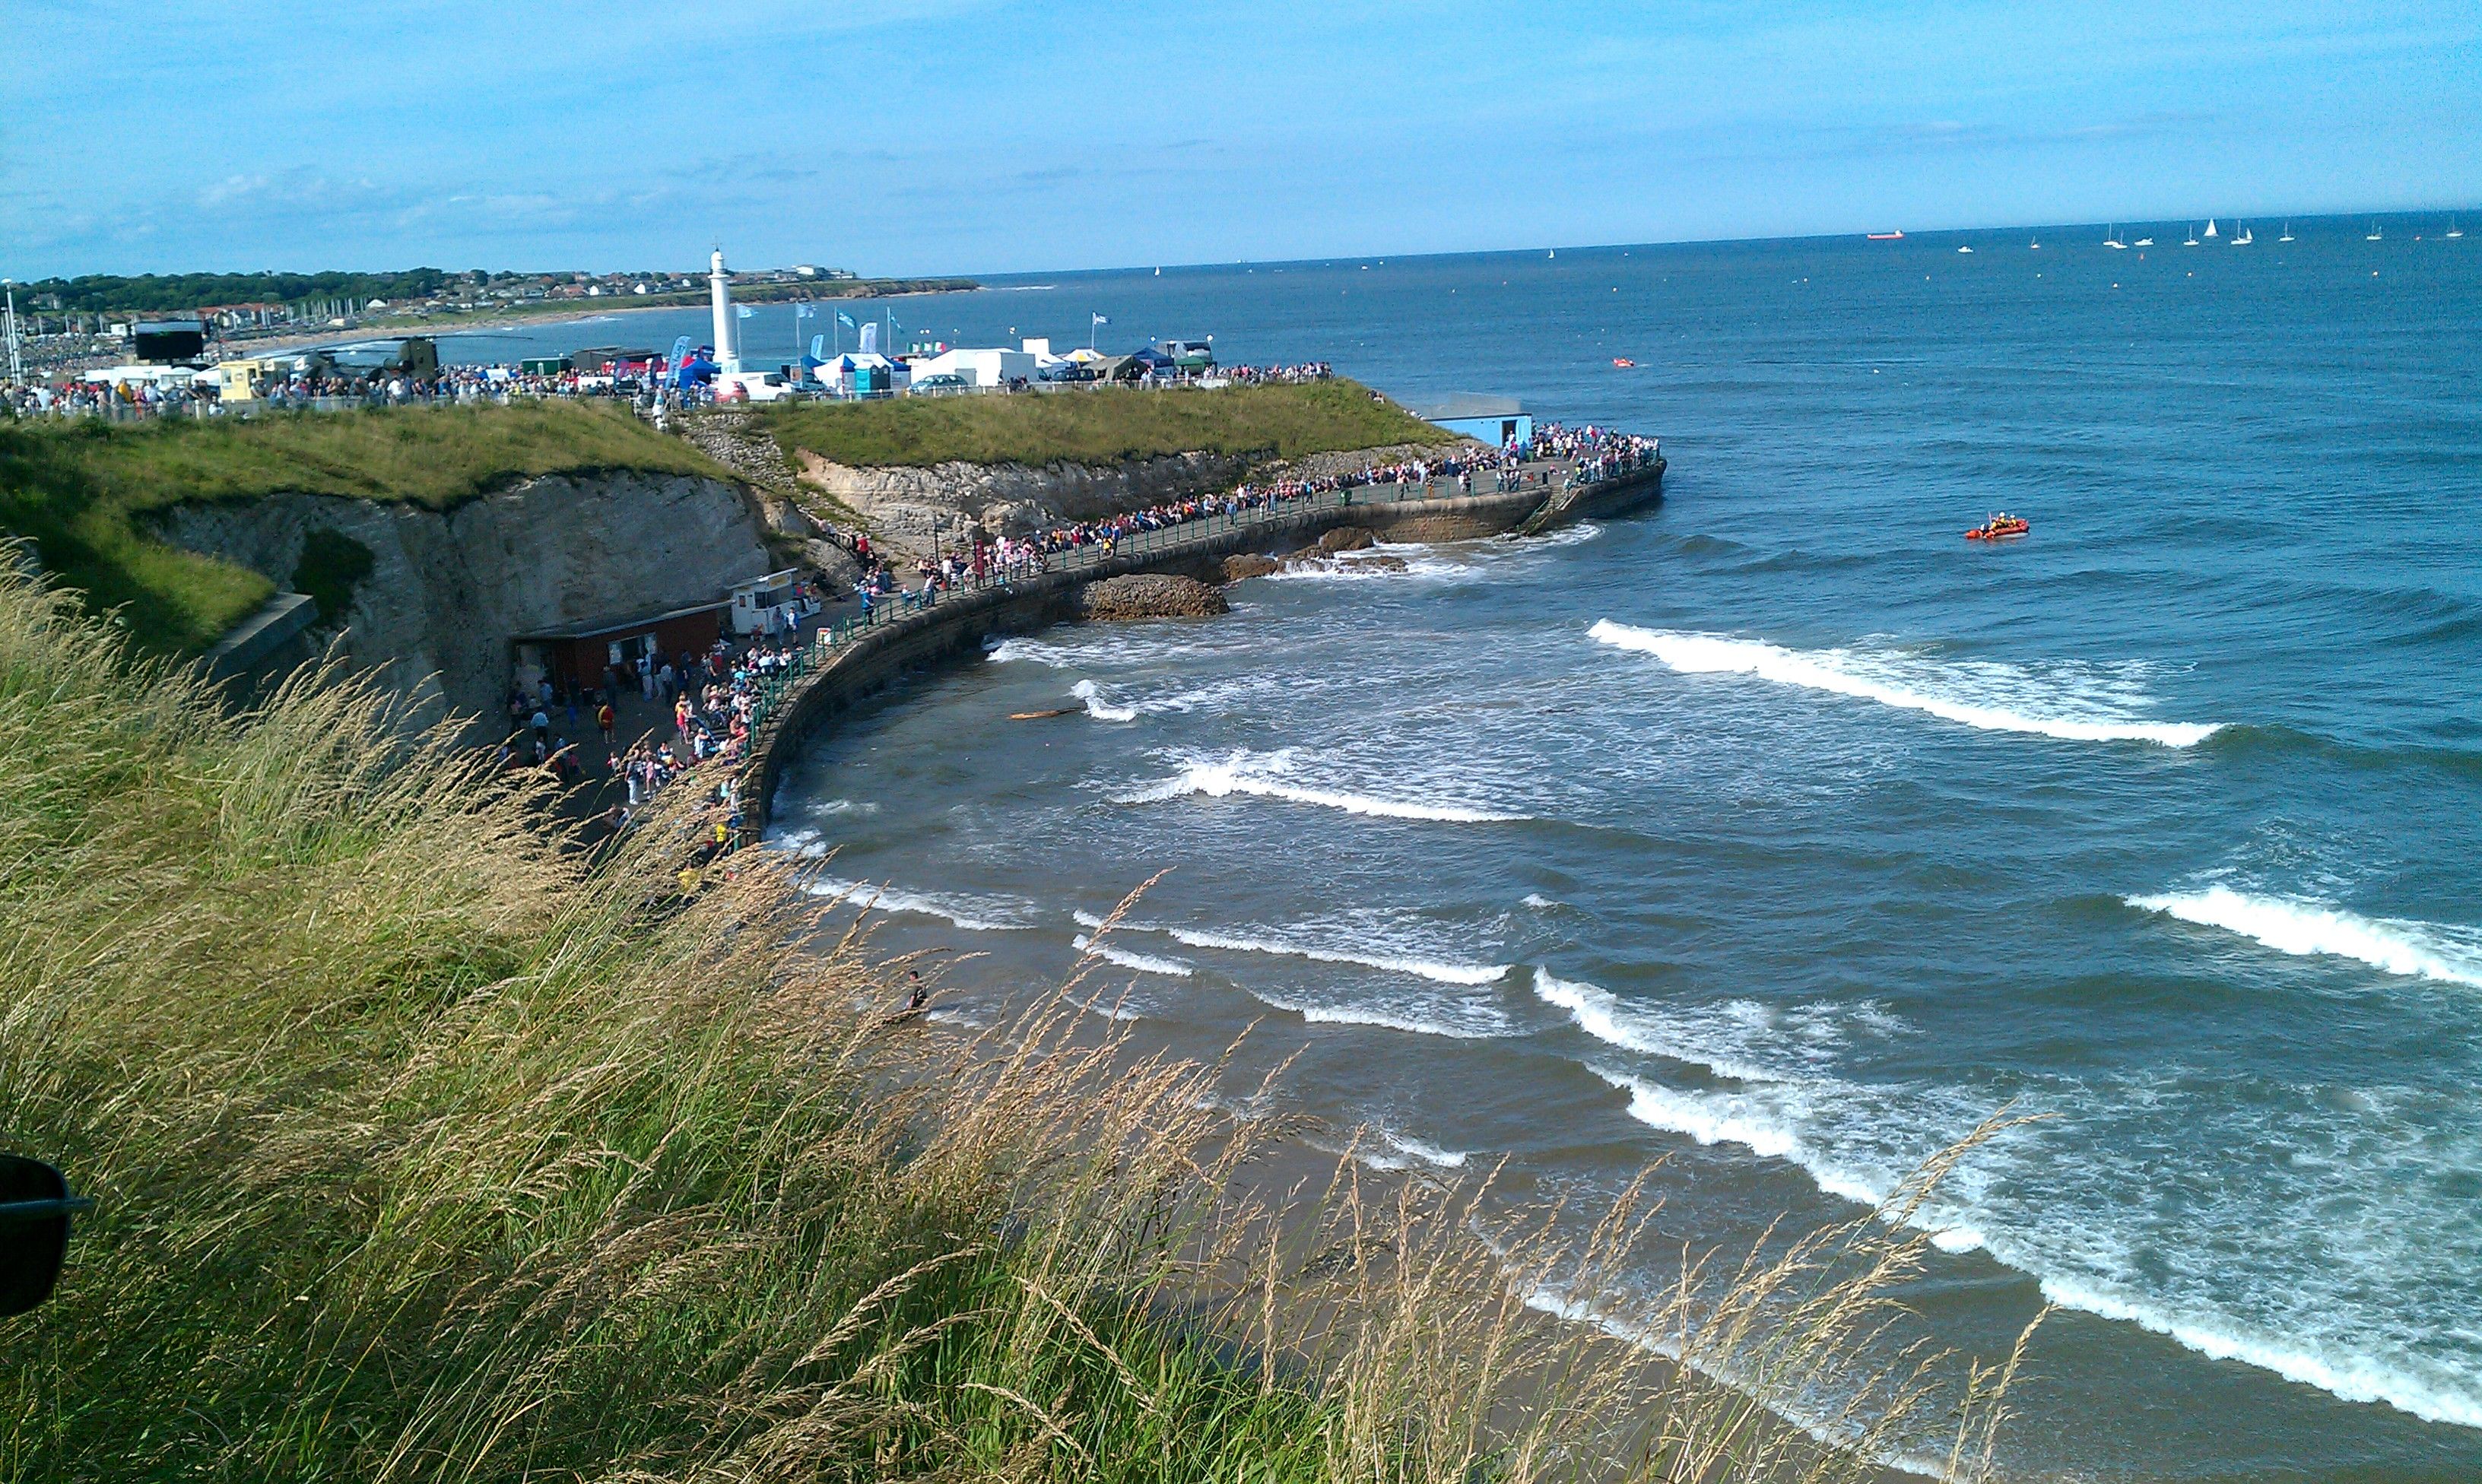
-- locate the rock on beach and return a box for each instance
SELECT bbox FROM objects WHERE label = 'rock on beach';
[1220,553,1281,583]
[1077,573,1231,621]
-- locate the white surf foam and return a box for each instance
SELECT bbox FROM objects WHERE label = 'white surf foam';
[1521,893,1560,909]
[804,876,1033,932]
[1120,749,1524,823]
[1071,933,1193,978]
[1251,991,1510,1040]
[1147,921,1509,987]
[984,636,1070,666]
[2030,1272,2482,1429]
[1087,908,1509,988]
[1070,678,1138,722]
[1532,971,1881,1083]
[1592,1052,2482,1429]
[1587,620,2222,747]
[1262,545,1471,583]
[1373,1127,1470,1169]
[2128,886,2482,989]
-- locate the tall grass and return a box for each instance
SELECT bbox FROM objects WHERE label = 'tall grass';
[0,567,2033,1481]
[766,379,1453,468]
[0,402,733,651]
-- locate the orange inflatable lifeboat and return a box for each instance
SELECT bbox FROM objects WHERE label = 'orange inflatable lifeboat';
[1965,514,2030,541]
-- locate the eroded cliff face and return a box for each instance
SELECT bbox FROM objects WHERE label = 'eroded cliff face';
[792,439,1469,557]
[154,472,776,732]
[794,449,1258,550]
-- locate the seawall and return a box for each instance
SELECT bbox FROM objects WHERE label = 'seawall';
[740,461,1659,838]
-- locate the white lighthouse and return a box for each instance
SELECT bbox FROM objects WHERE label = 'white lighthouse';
[708,247,739,371]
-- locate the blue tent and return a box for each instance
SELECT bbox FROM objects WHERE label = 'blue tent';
[671,357,718,388]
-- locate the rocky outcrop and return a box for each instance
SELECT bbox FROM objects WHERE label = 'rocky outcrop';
[795,449,1258,553]
[1220,553,1281,583]
[153,472,776,733]
[1312,525,1376,554]
[678,408,830,540]
[1076,573,1230,621]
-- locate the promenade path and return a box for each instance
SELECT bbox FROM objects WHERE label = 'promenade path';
[731,450,1662,842]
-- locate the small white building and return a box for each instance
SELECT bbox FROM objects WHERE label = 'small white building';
[821,352,906,395]
[729,569,806,636]
[904,346,1036,389]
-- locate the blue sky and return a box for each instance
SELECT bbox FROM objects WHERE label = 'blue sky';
[6,2,2477,278]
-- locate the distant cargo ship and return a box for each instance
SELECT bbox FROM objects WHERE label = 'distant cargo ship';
[1865,231,1905,240]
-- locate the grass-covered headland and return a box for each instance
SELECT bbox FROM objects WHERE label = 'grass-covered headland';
[0,569,2033,1482]
[0,401,731,653]
[766,379,1453,468]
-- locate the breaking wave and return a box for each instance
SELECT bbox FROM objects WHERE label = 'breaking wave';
[1119,749,1525,823]
[1071,679,1138,721]
[2128,886,2482,989]
[802,876,1034,932]
[1586,620,2223,747]
[1070,932,1194,977]
[1249,991,1512,1040]
[1136,920,1509,987]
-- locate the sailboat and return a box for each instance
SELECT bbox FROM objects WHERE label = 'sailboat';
[1957,244,1974,253]
[2278,222,2295,243]
[2231,223,2253,246]
[2449,218,2465,240]
[2184,224,2201,246]
[2105,224,2127,249]
[2133,234,2154,247]
[2366,220,2383,242]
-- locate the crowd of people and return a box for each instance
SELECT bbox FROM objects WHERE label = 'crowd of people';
[2,351,1345,423]
[824,423,1663,582]
[1209,361,1334,385]
[499,626,827,836]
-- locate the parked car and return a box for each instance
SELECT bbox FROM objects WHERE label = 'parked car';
[1042,363,1097,383]
[910,372,970,394]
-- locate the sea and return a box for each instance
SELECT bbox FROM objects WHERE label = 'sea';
[476,219,2482,1481]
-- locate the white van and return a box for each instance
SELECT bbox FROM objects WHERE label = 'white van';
[718,369,798,403]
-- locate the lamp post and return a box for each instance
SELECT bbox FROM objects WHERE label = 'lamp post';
[2,281,21,384]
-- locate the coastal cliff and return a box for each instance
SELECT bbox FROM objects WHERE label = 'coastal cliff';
[153,471,776,726]
[795,448,1258,547]
[793,440,1469,553]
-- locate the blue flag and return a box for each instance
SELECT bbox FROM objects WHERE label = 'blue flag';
[1092,312,1109,325]
[668,335,692,366]
[836,310,857,328]
[809,334,825,360]
[735,305,755,319]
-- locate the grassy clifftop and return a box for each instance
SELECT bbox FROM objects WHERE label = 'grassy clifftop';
[0,402,732,652]
[766,379,1453,468]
